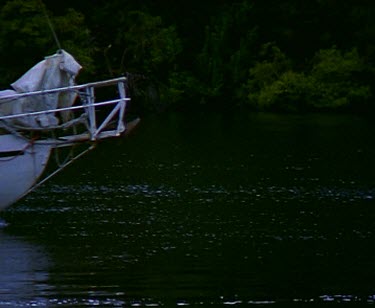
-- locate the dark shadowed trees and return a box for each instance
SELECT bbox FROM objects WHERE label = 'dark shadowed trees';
[0,0,374,112]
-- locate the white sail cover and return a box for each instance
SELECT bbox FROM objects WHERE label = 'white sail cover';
[0,50,81,128]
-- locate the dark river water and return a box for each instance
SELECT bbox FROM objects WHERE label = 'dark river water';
[1,112,375,307]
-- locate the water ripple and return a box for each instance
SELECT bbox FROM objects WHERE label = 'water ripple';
[19,182,375,210]
[3,294,375,307]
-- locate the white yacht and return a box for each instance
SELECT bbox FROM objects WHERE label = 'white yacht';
[0,50,137,210]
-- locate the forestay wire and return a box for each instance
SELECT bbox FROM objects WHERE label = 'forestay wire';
[38,0,62,50]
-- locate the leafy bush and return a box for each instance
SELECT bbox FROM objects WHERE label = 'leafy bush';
[246,46,371,111]
[309,47,371,109]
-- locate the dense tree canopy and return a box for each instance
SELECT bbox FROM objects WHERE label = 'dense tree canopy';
[0,0,374,113]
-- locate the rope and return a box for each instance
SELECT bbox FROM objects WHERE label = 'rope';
[21,144,96,200]
[38,0,62,50]
[51,130,76,168]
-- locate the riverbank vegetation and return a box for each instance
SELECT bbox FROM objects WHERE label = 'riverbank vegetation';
[0,0,374,113]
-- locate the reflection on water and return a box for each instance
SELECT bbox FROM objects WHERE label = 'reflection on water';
[2,112,375,306]
[0,231,50,306]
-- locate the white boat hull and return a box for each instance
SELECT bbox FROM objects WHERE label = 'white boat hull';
[0,134,51,210]
[0,76,131,210]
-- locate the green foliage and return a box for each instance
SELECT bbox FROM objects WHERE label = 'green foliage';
[0,0,93,85]
[312,48,360,79]
[290,47,372,110]
[0,0,374,113]
[246,44,294,109]
[0,0,51,84]
[255,71,314,112]
[309,48,371,108]
[196,1,256,101]
[93,9,182,109]
[161,71,204,107]
[114,11,182,76]
[53,8,95,77]
[246,46,371,111]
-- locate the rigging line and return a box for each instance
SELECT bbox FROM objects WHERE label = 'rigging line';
[38,0,62,50]
[24,144,96,198]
